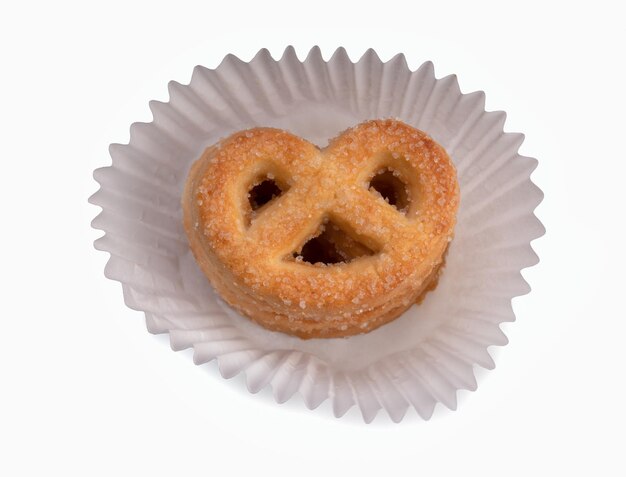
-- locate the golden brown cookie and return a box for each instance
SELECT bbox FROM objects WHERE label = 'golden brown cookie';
[182,119,459,338]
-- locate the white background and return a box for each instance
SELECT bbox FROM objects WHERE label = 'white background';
[2,1,625,475]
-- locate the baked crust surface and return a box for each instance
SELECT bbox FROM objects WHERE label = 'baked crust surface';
[182,119,459,338]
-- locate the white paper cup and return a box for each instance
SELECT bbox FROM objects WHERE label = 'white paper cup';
[90,46,544,422]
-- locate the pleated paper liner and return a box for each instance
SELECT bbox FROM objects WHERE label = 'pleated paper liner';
[90,46,544,422]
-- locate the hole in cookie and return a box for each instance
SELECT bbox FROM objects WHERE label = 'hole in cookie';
[248,178,283,210]
[292,221,377,266]
[369,168,409,212]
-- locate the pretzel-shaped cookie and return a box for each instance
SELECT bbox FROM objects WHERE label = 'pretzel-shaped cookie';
[183,119,459,338]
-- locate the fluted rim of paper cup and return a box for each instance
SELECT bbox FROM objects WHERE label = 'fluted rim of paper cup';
[89,46,544,423]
